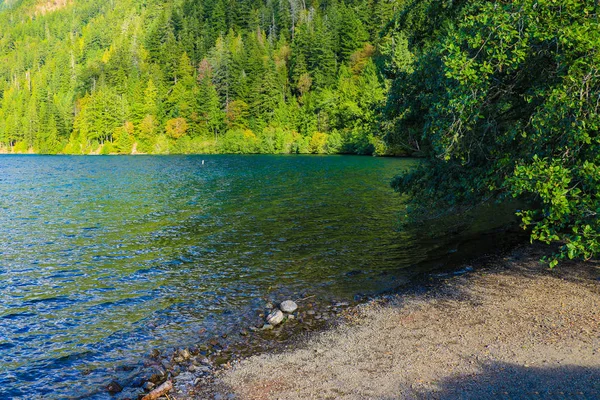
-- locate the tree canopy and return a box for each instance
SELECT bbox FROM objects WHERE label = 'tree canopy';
[385,0,600,265]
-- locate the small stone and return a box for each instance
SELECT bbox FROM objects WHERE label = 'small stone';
[200,358,211,366]
[177,372,195,383]
[266,309,284,326]
[265,302,274,309]
[279,300,298,313]
[180,348,191,360]
[240,330,248,336]
[161,361,172,370]
[150,349,160,358]
[131,377,144,388]
[143,381,155,391]
[307,309,315,315]
[150,366,167,383]
[214,356,229,366]
[106,381,123,394]
[287,314,295,320]
[261,323,274,331]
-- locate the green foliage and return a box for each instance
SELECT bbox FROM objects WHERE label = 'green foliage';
[386,0,600,265]
[0,0,393,155]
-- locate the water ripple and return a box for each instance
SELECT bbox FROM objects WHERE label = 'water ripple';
[0,155,515,398]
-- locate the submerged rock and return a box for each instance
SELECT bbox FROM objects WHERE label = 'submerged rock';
[266,309,284,326]
[279,300,298,313]
[261,323,274,331]
[179,348,191,360]
[199,357,211,366]
[106,380,123,394]
[149,365,167,383]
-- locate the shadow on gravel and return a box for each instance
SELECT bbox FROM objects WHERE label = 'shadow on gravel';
[406,361,600,400]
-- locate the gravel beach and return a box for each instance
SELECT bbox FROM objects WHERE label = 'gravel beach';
[199,245,600,399]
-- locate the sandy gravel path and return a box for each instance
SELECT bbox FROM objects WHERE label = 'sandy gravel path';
[212,246,600,399]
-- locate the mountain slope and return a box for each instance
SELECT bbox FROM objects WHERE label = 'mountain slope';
[0,0,403,154]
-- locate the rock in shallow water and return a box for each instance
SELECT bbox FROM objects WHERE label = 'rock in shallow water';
[179,348,191,360]
[266,309,284,325]
[261,323,274,331]
[279,300,298,313]
[106,381,123,394]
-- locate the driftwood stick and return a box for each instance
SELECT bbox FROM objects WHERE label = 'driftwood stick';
[141,380,173,400]
[295,295,316,302]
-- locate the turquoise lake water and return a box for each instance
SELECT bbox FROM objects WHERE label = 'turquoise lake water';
[0,155,517,398]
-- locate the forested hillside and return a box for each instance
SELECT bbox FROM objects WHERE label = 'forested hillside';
[0,0,406,154]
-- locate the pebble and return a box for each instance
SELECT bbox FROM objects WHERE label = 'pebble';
[130,377,144,388]
[287,314,295,320]
[143,381,155,391]
[150,366,167,383]
[261,323,274,331]
[180,348,191,359]
[279,300,298,313]
[266,309,284,326]
[177,372,195,382]
[200,358,211,366]
[106,381,123,394]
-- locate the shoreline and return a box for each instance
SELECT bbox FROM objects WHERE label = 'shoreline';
[159,244,600,400]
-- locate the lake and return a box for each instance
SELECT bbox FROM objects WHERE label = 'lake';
[0,155,516,398]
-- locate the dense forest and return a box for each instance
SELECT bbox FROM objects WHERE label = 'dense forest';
[0,0,407,155]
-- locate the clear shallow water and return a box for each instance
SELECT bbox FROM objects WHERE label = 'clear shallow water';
[0,155,515,398]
